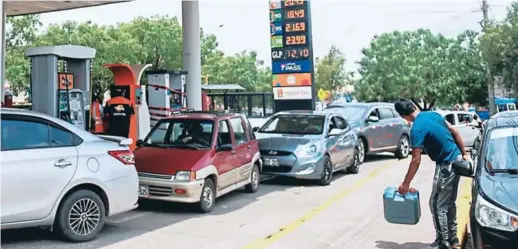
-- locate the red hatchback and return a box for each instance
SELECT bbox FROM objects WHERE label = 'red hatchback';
[134,112,261,213]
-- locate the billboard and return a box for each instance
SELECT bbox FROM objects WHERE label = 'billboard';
[273,86,312,100]
[272,73,312,87]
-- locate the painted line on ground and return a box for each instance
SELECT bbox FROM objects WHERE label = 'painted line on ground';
[242,159,402,249]
[456,177,473,245]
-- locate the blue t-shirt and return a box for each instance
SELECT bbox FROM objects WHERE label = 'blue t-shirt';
[411,111,461,164]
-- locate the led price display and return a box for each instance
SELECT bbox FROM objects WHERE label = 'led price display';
[271,48,311,61]
[284,0,305,7]
[284,22,306,33]
[285,34,307,46]
[285,8,305,20]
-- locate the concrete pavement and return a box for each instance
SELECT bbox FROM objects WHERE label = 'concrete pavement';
[1,154,472,249]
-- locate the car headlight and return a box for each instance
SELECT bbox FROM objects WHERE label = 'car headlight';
[475,194,518,232]
[175,171,195,181]
[295,144,319,156]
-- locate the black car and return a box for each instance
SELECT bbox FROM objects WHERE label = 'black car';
[324,102,411,163]
[468,111,518,249]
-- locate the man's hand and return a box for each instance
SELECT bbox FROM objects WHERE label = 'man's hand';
[398,182,410,195]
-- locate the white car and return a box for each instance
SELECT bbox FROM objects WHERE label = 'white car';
[1,108,139,242]
[437,110,480,148]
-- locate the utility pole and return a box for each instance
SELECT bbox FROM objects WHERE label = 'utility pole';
[482,0,497,115]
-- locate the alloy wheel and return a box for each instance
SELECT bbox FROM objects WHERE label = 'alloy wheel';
[251,169,259,189]
[202,185,214,208]
[358,141,365,163]
[68,198,101,236]
[400,137,410,157]
[324,161,332,182]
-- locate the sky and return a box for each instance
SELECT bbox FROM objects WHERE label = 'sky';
[37,0,515,72]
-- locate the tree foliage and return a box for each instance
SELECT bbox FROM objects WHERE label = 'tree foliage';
[5,15,270,95]
[314,45,348,91]
[356,29,486,109]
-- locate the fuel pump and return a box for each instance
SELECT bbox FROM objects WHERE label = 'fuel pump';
[57,61,87,130]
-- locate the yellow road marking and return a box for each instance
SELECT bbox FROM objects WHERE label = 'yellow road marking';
[242,160,401,249]
[456,177,473,245]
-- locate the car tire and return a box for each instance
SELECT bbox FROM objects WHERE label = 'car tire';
[197,178,216,213]
[318,156,333,186]
[245,163,260,193]
[347,146,361,174]
[395,135,410,159]
[54,189,106,242]
[357,139,366,164]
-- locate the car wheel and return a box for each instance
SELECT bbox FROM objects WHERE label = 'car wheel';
[347,146,361,174]
[357,139,366,164]
[197,178,216,213]
[245,163,260,193]
[54,189,106,242]
[395,135,410,159]
[318,156,333,186]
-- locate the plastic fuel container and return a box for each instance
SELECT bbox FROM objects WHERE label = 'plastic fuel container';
[383,186,421,225]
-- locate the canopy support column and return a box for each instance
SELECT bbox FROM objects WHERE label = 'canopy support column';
[182,0,202,110]
[1,1,5,102]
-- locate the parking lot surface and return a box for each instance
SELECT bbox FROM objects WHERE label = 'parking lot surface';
[1,154,472,249]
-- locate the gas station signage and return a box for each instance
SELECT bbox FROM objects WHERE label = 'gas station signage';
[269,0,315,109]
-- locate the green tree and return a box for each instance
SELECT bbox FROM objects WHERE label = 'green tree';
[356,29,486,109]
[314,45,347,92]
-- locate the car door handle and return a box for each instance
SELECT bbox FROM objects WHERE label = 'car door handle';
[54,159,73,168]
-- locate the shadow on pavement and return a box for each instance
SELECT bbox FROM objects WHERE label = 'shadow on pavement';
[366,154,398,163]
[375,240,431,249]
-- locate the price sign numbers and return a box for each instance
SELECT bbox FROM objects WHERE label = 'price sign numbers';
[284,22,306,33]
[285,35,307,46]
[286,48,310,59]
[285,8,305,20]
[284,0,305,7]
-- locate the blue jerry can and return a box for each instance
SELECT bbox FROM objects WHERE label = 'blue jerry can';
[383,186,421,225]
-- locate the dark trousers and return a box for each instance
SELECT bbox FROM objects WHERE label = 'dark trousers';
[429,156,462,248]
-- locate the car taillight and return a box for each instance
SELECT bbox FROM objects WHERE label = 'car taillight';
[108,150,135,165]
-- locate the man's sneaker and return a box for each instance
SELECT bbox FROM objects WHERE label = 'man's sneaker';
[429,239,451,249]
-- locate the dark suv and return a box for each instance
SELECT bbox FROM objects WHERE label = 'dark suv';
[324,102,410,163]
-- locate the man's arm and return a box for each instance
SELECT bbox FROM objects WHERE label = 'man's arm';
[446,122,467,156]
[403,148,422,185]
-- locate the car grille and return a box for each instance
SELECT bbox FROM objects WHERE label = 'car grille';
[138,172,174,180]
[260,150,292,156]
[148,185,173,197]
[262,165,292,173]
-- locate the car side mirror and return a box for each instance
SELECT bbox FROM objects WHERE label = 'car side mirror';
[136,139,144,147]
[328,128,344,137]
[217,143,233,152]
[367,116,380,122]
[252,127,259,132]
[452,160,474,178]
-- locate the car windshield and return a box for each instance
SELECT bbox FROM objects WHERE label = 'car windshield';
[325,106,367,122]
[259,114,325,135]
[485,127,518,170]
[144,119,214,149]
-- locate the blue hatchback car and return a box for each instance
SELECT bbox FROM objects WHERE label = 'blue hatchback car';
[253,110,360,186]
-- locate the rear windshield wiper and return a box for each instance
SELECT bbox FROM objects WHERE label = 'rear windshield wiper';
[489,168,518,174]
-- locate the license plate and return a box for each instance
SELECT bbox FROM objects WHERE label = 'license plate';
[138,185,148,197]
[264,158,279,166]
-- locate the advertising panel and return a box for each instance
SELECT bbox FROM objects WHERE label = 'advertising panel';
[273,86,312,100]
[272,60,312,74]
[272,73,312,87]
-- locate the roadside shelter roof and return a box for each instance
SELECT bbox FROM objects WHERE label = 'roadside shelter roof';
[201,84,246,91]
[5,1,130,16]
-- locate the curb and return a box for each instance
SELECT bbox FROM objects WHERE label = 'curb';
[456,177,473,246]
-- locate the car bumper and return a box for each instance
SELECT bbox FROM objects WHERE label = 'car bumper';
[470,214,518,249]
[138,175,204,203]
[105,167,140,216]
[261,154,325,180]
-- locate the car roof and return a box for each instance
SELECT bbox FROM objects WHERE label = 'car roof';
[326,102,394,108]
[1,108,100,142]
[163,111,240,121]
[275,110,328,116]
[486,111,518,129]
[436,110,472,116]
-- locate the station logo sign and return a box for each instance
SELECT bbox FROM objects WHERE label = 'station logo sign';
[272,73,312,87]
[269,0,282,10]
[270,23,283,36]
[273,86,312,100]
[271,36,283,48]
[272,60,312,74]
[270,9,282,23]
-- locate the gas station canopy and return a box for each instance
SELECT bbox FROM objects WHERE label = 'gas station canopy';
[5,1,130,17]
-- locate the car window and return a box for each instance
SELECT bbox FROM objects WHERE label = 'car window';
[49,125,74,146]
[218,120,232,145]
[144,119,214,149]
[368,109,379,118]
[324,106,368,122]
[230,118,248,145]
[148,122,169,144]
[378,108,394,119]
[445,114,456,125]
[391,109,401,118]
[485,127,518,170]
[243,116,256,140]
[332,116,349,130]
[457,113,472,124]
[1,119,50,151]
[260,114,325,135]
